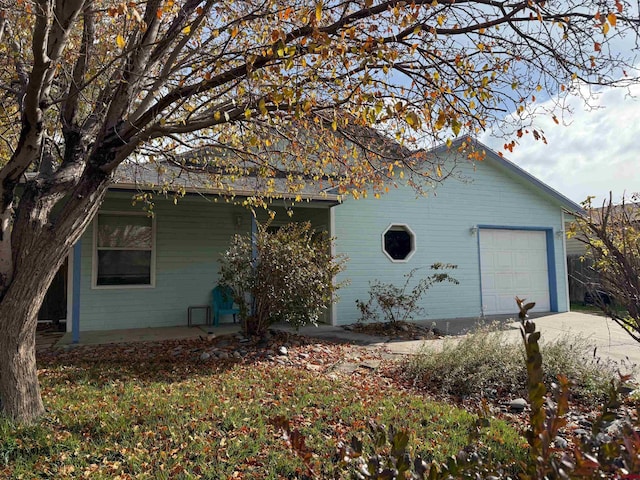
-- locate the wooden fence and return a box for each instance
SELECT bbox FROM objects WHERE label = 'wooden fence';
[566,254,598,304]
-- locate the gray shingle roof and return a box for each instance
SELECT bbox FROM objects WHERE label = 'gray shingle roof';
[112,160,341,202]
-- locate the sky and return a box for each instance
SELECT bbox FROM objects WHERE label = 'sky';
[479,81,640,207]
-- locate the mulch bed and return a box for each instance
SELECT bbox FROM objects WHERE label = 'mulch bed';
[344,320,445,340]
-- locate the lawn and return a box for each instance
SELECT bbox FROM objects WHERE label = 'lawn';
[569,302,604,314]
[1,335,527,479]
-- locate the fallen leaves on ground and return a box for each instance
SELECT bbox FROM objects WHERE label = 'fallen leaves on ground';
[2,331,527,479]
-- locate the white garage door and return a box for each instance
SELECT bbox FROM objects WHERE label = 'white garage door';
[479,229,550,315]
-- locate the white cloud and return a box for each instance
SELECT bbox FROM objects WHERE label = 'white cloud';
[480,82,640,206]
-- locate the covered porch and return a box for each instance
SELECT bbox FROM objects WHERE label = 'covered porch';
[42,189,338,344]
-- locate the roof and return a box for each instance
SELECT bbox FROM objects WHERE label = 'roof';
[429,137,583,213]
[111,161,341,203]
[111,136,583,212]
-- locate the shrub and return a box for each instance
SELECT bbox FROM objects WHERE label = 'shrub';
[355,265,458,324]
[569,194,640,343]
[218,221,347,336]
[404,323,623,404]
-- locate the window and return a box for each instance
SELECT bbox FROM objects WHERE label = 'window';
[382,224,416,262]
[94,213,154,287]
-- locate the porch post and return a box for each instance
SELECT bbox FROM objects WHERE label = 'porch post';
[251,214,258,264]
[329,205,337,326]
[71,240,82,343]
[250,214,257,316]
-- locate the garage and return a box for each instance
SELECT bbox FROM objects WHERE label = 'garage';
[479,228,551,315]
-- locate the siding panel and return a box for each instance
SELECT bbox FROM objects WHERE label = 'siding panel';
[332,152,568,325]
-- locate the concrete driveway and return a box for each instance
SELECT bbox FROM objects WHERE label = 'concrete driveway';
[523,312,640,366]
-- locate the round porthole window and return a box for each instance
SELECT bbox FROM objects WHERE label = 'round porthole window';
[382,224,416,262]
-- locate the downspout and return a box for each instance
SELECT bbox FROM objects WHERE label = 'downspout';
[250,212,257,317]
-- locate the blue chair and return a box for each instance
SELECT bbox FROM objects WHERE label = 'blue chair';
[212,285,240,326]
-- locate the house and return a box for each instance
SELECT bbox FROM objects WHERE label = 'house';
[41,137,581,338]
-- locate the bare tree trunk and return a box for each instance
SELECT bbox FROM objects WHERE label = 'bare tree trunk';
[0,271,49,422]
[0,168,110,422]
[0,223,66,421]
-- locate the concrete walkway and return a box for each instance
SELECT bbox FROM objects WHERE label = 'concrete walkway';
[275,312,640,367]
[49,312,640,368]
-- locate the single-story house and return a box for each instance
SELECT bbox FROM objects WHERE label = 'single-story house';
[40,137,581,338]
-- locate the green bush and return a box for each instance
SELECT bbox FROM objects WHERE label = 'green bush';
[218,221,347,336]
[404,323,623,404]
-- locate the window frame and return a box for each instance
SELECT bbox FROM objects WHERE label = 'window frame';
[381,223,416,263]
[92,211,157,289]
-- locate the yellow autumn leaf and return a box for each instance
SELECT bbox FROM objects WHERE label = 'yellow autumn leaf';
[405,111,420,129]
[316,1,323,23]
[116,34,126,49]
[603,22,610,35]
[436,164,442,177]
[607,12,617,27]
[451,119,461,136]
[437,15,445,26]
[182,25,191,35]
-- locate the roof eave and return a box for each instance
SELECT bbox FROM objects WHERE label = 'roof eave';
[108,182,341,205]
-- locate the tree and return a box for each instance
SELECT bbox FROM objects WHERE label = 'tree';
[0,0,638,423]
[569,194,640,343]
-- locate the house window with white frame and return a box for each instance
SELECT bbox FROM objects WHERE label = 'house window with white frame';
[94,213,154,287]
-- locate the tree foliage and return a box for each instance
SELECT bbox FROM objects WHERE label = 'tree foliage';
[0,0,639,422]
[218,221,347,336]
[569,194,640,343]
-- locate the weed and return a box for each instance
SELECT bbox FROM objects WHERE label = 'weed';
[404,322,624,404]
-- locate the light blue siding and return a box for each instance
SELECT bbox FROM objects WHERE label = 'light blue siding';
[75,148,570,331]
[332,153,568,325]
[78,193,329,331]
